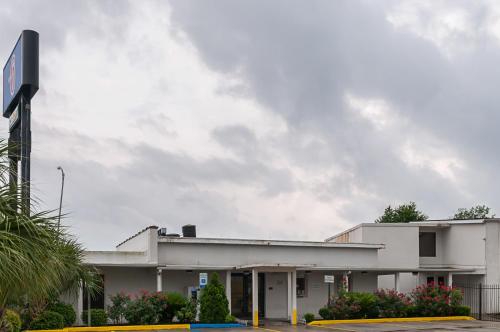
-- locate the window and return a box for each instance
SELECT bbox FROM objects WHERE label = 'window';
[83,275,104,309]
[297,277,307,297]
[419,232,436,257]
[438,276,445,286]
[427,276,434,285]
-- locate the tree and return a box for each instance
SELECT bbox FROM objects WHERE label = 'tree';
[453,205,495,220]
[375,202,428,223]
[198,273,229,323]
[0,142,98,331]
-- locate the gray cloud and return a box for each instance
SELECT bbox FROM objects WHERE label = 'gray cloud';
[168,0,500,221]
[2,0,499,249]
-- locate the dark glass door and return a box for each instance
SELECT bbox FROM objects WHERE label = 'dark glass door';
[231,272,265,319]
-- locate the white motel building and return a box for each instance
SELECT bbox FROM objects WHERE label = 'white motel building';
[71,219,500,325]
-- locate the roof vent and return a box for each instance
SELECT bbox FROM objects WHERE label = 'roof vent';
[158,228,167,236]
[166,233,180,238]
[182,224,196,238]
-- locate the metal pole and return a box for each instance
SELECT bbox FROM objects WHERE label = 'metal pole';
[19,94,31,215]
[57,166,65,230]
[328,283,331,306]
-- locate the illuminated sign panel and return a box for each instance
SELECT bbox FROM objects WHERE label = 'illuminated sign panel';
[2,30,39,118]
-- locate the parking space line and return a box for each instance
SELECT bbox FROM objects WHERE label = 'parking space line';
[313,325,358,332]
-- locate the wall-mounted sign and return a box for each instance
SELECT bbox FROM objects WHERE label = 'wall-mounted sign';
[3,30,39,118]
[324,275,335,283]
[199,272,208,288]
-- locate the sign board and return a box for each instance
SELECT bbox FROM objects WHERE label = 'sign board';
[199,272,208,288]
[3,30,39,118]
[9,106,19,131]
[324,275,335,283]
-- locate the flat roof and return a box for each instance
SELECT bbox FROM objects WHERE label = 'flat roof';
[158,236,384,249]
[326,218,497,242]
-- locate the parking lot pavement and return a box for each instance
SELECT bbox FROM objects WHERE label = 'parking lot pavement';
[303,320,500,331]
[187,320,500,332]
[177,320,500,332]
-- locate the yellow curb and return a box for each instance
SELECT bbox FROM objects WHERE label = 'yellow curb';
[308,316,475,325]
[25,324,191,332]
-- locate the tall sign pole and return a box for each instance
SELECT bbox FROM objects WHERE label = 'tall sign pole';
[3,30,39,213]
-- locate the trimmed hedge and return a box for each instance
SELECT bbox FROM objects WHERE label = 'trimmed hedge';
[47,302,76,327]
[304,313,315,323]
[82,309,108,326]
[30,311,65,330]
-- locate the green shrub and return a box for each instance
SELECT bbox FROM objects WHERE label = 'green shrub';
[374,289,411,318]
[318,307,333,320]
[123,291,158,325]
[225,314,237,323]
[163,293,188,323]
[82,309,108,326]
[30,311,64,330]
[303,313,315,323]
[2,309,22,332]
[452,305,471,316]
[199,273,230,323]
[328,292,378,319]
[107,292,131,324]
[176,300,197,323]
[47,302,76,327]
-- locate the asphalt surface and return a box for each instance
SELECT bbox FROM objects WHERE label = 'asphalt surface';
[187,320,500,332]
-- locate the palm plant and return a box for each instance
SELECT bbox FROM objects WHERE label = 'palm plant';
[0,141,98,329]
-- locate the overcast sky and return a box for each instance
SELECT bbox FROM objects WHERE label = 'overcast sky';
[1,0,499,250]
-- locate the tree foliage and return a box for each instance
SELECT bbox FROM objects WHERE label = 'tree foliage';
[199,273,229,323]
[375,202,428,223]
[0,141,99,329]
[453,205,494,220]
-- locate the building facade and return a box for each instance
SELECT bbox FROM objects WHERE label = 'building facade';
[74,219,499,325]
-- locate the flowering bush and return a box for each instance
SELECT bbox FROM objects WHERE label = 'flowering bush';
[374,289,411,318]
[319,284,468,320]
[112,290,192,325]
[410,284,463,317]
[123,291,160,325]
[108,292,131,324]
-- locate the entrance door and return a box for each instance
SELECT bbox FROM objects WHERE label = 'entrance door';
[231,272,265,319]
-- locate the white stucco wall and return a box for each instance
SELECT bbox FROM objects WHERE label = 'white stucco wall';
[116,227,158,264]
[485,221,500,284]
[361,225,419,269]
[297,272,329,318]
[100,266,157,307]
[158,242,379,270]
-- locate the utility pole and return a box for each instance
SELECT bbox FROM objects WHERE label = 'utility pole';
[57,166,65,230]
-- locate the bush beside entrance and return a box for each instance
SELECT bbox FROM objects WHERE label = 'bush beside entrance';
[319,284,470,320]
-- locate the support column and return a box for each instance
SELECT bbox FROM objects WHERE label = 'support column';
[448,273,453,287]
[252,269,259,327]
[226,271,232,314]
[395,272,401,292]
[291,270,297,325]
[157,268,162,292]
[287,272,292,320]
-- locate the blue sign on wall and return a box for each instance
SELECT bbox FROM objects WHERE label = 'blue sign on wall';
[3,35,23,116]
